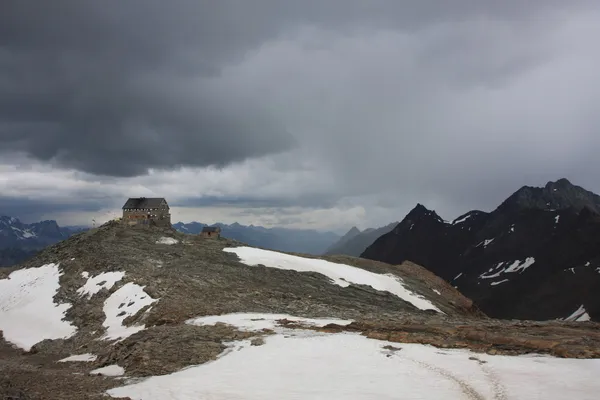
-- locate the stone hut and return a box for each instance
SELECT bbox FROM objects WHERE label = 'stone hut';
[122,197,171,227]
[201,226,221,239]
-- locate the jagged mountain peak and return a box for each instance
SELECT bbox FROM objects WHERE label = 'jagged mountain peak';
[345,226,361,236]
[497,178,600,214]
[400,204,445,226]
[362,178,600,322]
[546,177,573,189]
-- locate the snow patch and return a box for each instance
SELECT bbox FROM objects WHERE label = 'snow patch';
[565,305,591,322]
[156,237,178,245]
[77,271,125,298]
[452,214,472,224]
[476,238,494,248]
[101,282,158,341]
[188,313,353,332]
[490,279,509,286]
[432,289,441,295]
[224,247,442,313]
[0,263,77,351]
[59,353,97,362]
[504,257,535,273]
[91,365,125,376]
[555,215,560,224]
[107,324,600,400]
[453,272,463,280]
[480,258,535,279]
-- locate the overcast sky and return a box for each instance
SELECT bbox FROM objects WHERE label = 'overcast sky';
[1,1,600,232]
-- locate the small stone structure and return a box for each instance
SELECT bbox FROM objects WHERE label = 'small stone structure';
[122,197,171,227]
[201,226,221,239]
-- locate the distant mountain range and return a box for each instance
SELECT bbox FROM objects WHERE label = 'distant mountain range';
[0,217,341,267]
[172,221,340,255]
[0,216,87,267]
[323,222,398,257]
[361,178,600,322]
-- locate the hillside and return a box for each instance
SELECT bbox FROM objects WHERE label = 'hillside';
[1,222,600,398]
[361,179,600,322]
[173,221,340,255]
[324,222,398,257]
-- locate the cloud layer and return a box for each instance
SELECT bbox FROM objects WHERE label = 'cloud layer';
[1,1,600,229]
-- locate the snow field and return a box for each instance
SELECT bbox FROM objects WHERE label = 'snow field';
[108,312,600,400]
[77,271,125,298]
[101,282,157,341]
[0,263,77,351]
[223,246,442,312]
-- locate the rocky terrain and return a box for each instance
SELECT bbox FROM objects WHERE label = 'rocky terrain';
[361,178,600,322]
[323,222,398,257]
[0,221,599,399]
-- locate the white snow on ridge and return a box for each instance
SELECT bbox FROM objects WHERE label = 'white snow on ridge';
[59,353,97,362]
[480,258,535,280]
[504,257,535,273]
[91,365,125,376]
[0,263,77,351]
[10,226,37,239]
[452,213,472,224]
[101,282,157,341]
[156,237,178,245]
[476,238,494,248]
[564,305,591,322]
[223,247,442,313]
[188,313,353,332]
[108,315,600,400]
[77,271,125,298]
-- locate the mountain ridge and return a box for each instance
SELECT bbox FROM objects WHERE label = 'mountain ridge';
[324,222,399,257]
[361,178,600,322]
[173,221,340,255]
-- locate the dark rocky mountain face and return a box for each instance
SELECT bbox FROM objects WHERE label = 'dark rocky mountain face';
[173,221,340,255]
[0,216,87,266]
[324,222,398,257]
[361,179,600,322]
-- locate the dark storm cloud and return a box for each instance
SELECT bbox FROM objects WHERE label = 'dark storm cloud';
[0,196,104,223]
[1,0,590,177]
[0,0,298,176]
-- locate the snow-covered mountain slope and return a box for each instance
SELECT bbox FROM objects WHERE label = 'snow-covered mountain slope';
[361,178,600,322]
[1,221,599,399]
